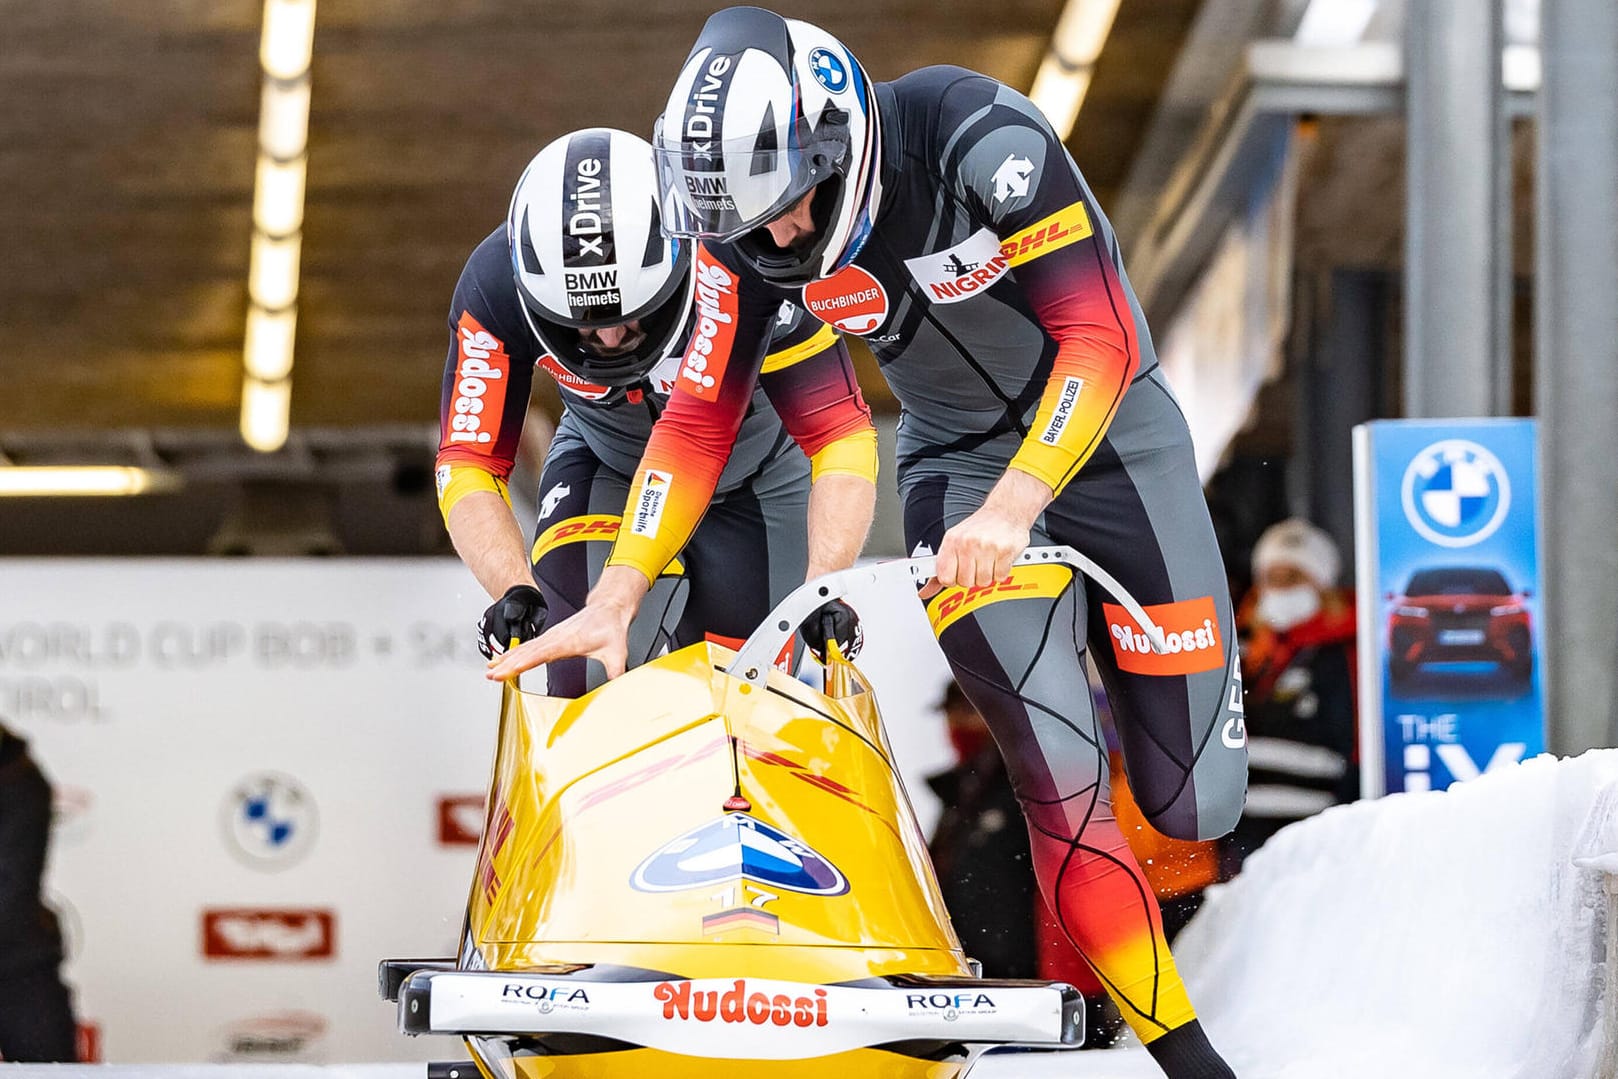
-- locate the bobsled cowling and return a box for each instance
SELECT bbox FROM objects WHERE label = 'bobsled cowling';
[383,550,1166,1077]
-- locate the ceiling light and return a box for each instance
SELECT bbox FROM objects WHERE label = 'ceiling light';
[1029,67,1093,140]
[244,305,298,381]
[253,154,307,237]
[1052,0,1122,63]
[0,467,182,497]
[241,376,292,453]
[243,0,314,453]
[259,79,312,160]
[248,232,302,312]
[1028,0,1121,139]
[260,0,318,80]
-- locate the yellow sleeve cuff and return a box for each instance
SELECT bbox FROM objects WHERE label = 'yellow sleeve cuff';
[1007,444,1082,493]
[604,543,687,586]
[1008,373,1097,493]
[809,427,880,483]
[761,322,838,373]
[435,464,510,525]
[603,471,684,586]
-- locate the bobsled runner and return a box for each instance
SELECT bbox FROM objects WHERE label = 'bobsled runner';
[381,547,1173,1078]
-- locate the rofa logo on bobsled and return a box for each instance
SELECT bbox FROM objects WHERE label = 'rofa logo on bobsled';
[654,979,828,1027]
[437,795,485,846]
[804,265,888,335]
[500,982,591,1014]
[202,909,335,960]
[1102,596,1223,676]
[906,991,998,1022]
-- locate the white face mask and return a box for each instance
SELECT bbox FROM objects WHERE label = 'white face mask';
[1256,584,1321,632]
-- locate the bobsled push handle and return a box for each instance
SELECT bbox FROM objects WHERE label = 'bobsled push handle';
[730,544,1170,689]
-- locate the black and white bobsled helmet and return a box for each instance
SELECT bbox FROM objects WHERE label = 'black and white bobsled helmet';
[507,128,694,389]
[651,7,883,287]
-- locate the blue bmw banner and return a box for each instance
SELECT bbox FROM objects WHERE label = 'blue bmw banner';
[1352,419,1547,796]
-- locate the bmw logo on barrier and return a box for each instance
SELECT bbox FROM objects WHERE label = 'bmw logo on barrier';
[223,772,318,869]
[1401,439,1512,548]
[631,812,849,895]
[808,47,848,93]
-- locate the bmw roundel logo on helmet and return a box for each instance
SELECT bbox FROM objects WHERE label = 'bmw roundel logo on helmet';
[808,46,848,93]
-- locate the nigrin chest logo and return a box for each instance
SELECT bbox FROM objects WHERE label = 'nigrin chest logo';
[904,229,1010,304]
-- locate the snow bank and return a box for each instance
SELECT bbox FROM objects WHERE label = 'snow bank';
[1175,750,1618,1079]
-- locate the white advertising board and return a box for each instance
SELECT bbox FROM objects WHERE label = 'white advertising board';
[0,558,955,1064]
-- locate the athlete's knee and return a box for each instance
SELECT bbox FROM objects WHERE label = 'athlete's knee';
[1140,772,1244,842]
[1196,773,1246,839]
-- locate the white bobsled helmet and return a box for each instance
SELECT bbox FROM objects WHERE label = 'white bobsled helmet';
[507,128,694,390]
[651,7,883,287]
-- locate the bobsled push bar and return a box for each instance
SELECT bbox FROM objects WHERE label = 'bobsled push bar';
[730,544,1171,687]
[393,968,1082,1056]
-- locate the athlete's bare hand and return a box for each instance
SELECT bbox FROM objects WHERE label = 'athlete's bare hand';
[484,603,630,681]
[931,469,1054,591]
[484,566,647,682]
[935,508,1030,590]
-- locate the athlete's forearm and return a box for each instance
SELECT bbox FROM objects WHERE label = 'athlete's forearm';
[605,352,754,583]
[1009,230,1141,492]
[445,490,534,600]
[984,467,1055,531]
[585,564,652,624]
[805,473,876,580]
[932,465,1055,590]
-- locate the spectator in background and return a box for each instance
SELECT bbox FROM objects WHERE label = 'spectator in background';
[1224,518,1360,873]
[0,723,77,1061]
[925,682,1038,979]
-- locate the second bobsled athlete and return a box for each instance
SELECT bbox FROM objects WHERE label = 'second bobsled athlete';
[436,127,877,694]
[491,12,1247,1077]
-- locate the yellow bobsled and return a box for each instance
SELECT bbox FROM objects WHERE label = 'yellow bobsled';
[378,551,1168,1079]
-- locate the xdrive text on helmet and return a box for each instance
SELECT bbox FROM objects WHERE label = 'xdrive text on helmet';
[652,7,882,288]
[508,128,693,397]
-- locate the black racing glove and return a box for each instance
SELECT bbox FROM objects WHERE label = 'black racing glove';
[798,599,864,663]
[477,584,548,660]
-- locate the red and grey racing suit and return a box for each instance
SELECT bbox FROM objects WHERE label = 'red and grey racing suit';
[606,68,1248,1057]
[435,226,876,695]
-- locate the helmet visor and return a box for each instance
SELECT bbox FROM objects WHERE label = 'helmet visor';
[652,114,844,242]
